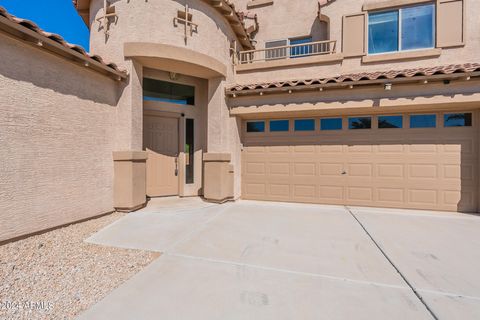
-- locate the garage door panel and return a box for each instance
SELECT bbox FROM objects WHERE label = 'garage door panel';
[293,163,316,176]
[269,162,290,176]
[377,144,406,153]
[242,113,478,212]
[293,145,316,153]
[319,144,344,153]
[244,183,266,197]
[269,184,291,198]
[319,163,344,176]
[348,163,373,177]
[267,145,291,153]
[347,145,374,153]
[409,144,439,153]
[319,186,344,201]
[377,164,405,178]
[245,162,266,175]
[408,164,438,179]
[408,189,438,206]
[293,185,317,199]
[347,186,374,202]
[376,188,405,203]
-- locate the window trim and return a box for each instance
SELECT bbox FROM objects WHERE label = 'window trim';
[367,2,436,56]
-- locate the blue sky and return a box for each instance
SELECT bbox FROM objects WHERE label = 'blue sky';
[0,0,90,50]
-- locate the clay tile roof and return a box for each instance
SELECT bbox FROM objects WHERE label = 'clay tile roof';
[0,5,127,78]
[227,63,480,93]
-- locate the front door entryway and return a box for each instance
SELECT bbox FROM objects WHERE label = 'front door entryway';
[144,115,179,197]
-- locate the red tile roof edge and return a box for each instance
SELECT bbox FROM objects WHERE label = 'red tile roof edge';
[227,63,480,92]
[0,5,127,76]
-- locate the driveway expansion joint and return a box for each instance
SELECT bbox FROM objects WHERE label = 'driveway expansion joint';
[163,252,411,291]
[345,206,439,320]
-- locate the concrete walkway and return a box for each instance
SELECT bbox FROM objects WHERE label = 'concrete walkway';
[79,199,480,319]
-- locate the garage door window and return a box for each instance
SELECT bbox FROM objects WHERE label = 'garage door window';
[270,120,289,132]
[295,119,315,131]
[410,114,436,128]
[246,121,265,132]
[348,117,372,129]
[444,113,472,127]
[321,118,342,131]
[378,115,403,129]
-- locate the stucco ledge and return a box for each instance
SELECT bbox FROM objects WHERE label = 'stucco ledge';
[203,153,232,162]
[113,151,148,161]
[236,53,344,72]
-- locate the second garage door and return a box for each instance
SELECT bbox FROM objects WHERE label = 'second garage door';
[242,112,478,212]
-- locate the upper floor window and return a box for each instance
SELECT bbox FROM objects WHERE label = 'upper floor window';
[368,3,435,55]
[143,78,195,105]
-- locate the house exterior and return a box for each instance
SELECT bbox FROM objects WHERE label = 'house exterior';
[1,0,479,242]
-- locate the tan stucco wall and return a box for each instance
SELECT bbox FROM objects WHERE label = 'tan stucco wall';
[88,0,242,198]
[89,0,239,70]
[233,0,479,84]
[0,33,121,242]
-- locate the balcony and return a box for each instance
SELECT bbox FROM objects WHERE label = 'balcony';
[236,40,343,71]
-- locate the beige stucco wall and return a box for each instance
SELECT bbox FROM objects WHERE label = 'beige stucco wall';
[233,0,479,84]
[88,0,243,198]
[0,33,121,242]
[89,0,239,71]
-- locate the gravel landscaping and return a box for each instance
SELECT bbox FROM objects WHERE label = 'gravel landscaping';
[0,212,158,320]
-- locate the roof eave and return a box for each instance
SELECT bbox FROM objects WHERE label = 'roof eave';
[73,0,90,25]
[226,71,480,97]
[0,13,127,81]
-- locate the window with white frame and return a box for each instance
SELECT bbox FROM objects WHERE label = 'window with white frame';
[368,3,435,54]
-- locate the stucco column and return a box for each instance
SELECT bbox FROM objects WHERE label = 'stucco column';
[207,77,226,152]
[115,60,143,151]
[206,76,242,199]
[113,151,148,211]
[203,153,234,202]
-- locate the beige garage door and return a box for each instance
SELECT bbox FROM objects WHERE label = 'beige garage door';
[242,112,478,212]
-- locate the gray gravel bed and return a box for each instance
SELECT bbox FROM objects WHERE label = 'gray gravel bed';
[0,212,157,319]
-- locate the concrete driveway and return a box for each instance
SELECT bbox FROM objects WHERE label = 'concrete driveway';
[78,198,480,320]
